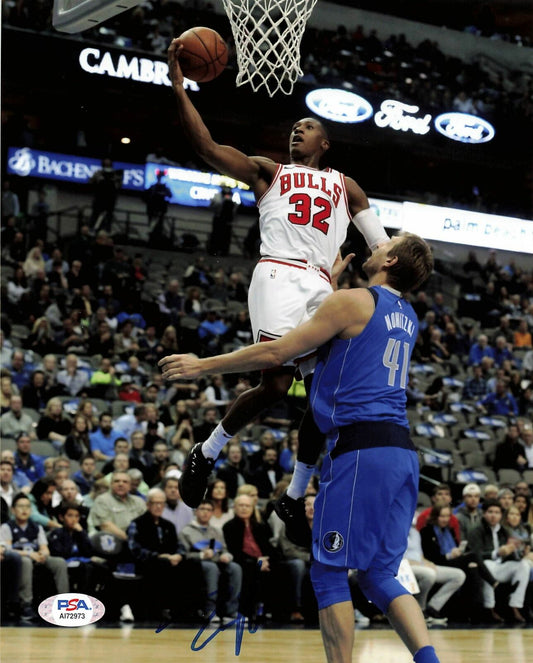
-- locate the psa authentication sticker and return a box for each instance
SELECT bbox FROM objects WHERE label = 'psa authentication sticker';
[38,593,105,627]
[322,531,344,553]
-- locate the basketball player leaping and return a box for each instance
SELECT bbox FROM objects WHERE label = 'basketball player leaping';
[166,38,389,543]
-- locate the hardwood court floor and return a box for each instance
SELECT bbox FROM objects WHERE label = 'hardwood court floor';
[2,625,533,663]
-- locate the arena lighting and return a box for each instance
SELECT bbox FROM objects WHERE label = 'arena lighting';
[305,88,374,123]
[434,112,495,144]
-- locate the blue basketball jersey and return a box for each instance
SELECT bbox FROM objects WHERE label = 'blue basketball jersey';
[310,285,418,434]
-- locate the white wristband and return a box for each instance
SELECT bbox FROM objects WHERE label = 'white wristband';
[352,208,389,251]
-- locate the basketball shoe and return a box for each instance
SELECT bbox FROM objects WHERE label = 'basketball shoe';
[274,493,311,547]
[179,443,215,508]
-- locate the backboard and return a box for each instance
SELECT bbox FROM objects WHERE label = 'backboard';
[52,0,142,33]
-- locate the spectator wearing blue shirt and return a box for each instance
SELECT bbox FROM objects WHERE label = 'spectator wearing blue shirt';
[5,350,33,391]
[468,334,495,366]
[462,365,489,400]
[13,432,45,484]
[89,412,125,461]
[72,455,97,496]
[114,404,147,440]
[492,336,515,368]
[198,310,229,355]
[477,380,518,417]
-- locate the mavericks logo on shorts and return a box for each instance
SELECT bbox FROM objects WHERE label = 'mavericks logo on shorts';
[322,531,344,553]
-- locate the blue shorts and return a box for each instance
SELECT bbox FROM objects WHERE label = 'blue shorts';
[312,443,419,574]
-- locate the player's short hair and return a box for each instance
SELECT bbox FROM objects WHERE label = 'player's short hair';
[313,118,329,140]
[386,232,433,293]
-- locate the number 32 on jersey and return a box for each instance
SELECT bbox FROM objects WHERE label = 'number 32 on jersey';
[288,193,331,235]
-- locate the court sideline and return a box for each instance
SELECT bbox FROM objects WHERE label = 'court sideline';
[2,625,532,663]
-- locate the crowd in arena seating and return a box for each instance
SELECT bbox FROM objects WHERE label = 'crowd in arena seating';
[0,210,532,625]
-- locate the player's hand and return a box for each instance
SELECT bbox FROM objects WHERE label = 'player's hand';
[167,39,185,88]
[159,354,203,380]
[331,251,355,290]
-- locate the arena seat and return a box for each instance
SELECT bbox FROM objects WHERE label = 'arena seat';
[457,438,481,455]
[31,440,59,457]
[480,439,498,462]
[522,469,533,486]
[417,491,432,507]
[463,451,487,468]
[497,468,522,485]
[432,439,458,453]
[0,438,17,452]
[21,408,40,424]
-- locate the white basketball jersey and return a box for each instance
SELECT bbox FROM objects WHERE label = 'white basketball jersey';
[257,164,352,273]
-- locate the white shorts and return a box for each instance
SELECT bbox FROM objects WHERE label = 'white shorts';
[247,258,333,373]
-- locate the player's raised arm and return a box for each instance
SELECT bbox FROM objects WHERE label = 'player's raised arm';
[167,39,272,187]
[159,289,371,380]
[344,176,389,250]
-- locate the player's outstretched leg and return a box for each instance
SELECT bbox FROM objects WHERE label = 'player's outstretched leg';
[274,386,324,546]
[179,368,294,508]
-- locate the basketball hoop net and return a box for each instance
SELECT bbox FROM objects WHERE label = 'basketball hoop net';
[221,0,318,97]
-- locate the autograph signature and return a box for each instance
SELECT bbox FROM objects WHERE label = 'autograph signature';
[156,560,265,655]
[156,611,260,656]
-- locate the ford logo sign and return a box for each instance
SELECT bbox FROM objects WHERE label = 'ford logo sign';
[305,89,373,124]
[434,112,495,144]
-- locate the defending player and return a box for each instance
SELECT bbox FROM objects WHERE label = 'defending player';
[160,233,439,663]
[167,38,389,540]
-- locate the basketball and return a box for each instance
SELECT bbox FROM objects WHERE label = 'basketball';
[178,27,228,83]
